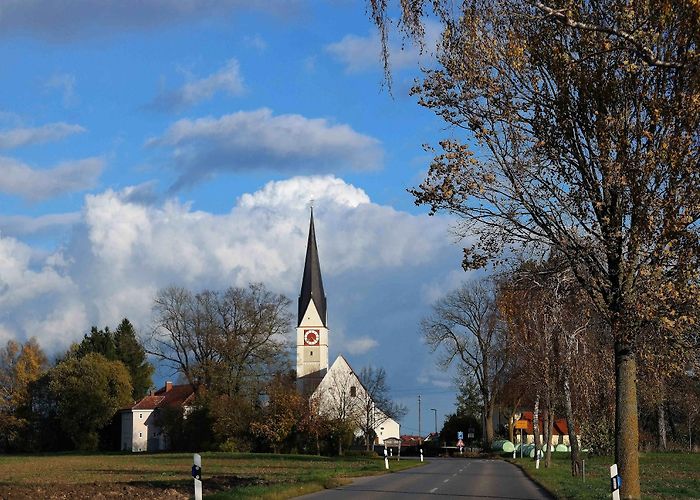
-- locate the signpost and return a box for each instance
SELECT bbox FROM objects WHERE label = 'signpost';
[384,448,389,470]
[192,453,202,500]
[514,419,528,459]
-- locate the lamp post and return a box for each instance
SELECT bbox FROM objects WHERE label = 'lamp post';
[430,408,437,438]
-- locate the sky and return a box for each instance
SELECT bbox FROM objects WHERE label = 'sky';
[0,0,478,438]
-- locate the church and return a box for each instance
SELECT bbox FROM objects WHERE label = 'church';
[295,209,400,446]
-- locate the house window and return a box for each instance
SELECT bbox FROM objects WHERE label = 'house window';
[139,413,143,419]
[310,351,313,356]
[350,386,357,397]
[153,432,157,437]
[139,432,142,438]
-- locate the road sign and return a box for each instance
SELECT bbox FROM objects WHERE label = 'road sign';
[457,431,464,440]
[514,420,528,430]
[456,439,465,447]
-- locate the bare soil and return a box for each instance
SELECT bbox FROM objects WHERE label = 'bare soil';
[0,475,263,499]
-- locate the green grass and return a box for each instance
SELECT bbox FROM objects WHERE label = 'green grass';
[0,452,422,499]
[508,451,700,499]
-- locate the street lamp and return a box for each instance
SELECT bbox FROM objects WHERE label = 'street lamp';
[430,408,437,438]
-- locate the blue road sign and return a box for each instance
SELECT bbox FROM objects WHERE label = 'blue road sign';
[457,431,464,440]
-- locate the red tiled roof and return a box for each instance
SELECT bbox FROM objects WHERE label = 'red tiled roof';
[515,411,577,435]
[128,383,196,411]
[400,435,423,447]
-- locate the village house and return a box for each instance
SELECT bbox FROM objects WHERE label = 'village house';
[120,381,195,452]
[512,411,580,447]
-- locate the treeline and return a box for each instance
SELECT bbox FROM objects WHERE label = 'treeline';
[149,284,403,454]
[425,257,699,473]
[1,282,402,455]
[0,319,153,451]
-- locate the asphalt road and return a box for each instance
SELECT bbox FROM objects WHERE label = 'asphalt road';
[298,457,553,499]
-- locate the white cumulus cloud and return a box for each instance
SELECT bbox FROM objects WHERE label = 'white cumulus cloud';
[0,176,460,359]
[0,156,104,201]
[151,59,245,112]
[147,109,383,190]
[0,212,81,237]
[326,20,442,74]
[0,122,85,149]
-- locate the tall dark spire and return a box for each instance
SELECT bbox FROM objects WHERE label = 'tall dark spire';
[298,208,327,327]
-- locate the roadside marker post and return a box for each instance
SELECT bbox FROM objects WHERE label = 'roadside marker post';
[384,448,389,470]
[420,448,424,462]
[192,453,202,500]
[610,464,622,500]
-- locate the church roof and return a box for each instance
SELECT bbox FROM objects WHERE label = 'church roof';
[298,208,327,327]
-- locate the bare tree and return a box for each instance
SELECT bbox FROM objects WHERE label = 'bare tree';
[500,261,591,472]
[422,280,508,448]
[149,283,292,398]
[357,366,407,450]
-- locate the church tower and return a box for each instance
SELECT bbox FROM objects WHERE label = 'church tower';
[296,208,329,394]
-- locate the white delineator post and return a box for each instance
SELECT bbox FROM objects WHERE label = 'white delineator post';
[420,448,424,462]
[193,453,202,500]
[384,448,389,470]
[610,464,621,500]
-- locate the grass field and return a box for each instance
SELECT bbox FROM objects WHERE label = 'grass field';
[509,451,700,499]
[0,452,422,499]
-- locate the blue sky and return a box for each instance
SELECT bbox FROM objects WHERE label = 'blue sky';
[0,1,476,438]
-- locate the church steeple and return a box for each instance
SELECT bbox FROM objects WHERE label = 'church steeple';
[298,208,327,327]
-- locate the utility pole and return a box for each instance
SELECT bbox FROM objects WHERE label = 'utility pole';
[430,408,437,437]
[418,395,422,444]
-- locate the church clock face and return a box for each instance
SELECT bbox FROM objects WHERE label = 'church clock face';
[304,329,320,346]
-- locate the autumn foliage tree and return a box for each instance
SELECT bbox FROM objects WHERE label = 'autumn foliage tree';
[0,338,48,451]
[369,1,700,497]
[251,375,307,453]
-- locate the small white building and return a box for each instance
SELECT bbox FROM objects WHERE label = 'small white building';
[120,381,195,452]
[296,209,401,446]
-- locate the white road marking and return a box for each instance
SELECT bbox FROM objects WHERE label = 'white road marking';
[430,487,438,493]
[443,479,450,483]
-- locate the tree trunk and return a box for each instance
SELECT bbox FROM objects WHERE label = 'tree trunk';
[615,341,641,499]
[657,400,667,451]
[484,402,495,449]
[562,352,581,475]
[508,413,515,444]
[545,408,554,468]
[533,394,541,452]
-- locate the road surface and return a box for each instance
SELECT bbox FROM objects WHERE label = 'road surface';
[298,457,552,499]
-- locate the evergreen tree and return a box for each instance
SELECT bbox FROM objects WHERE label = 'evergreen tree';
[74,319,153,401]
[75,326,117,360]
[114,319,154,400]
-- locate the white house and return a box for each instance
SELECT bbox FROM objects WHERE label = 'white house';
[295,209,401,446]
[120,381,195,452]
